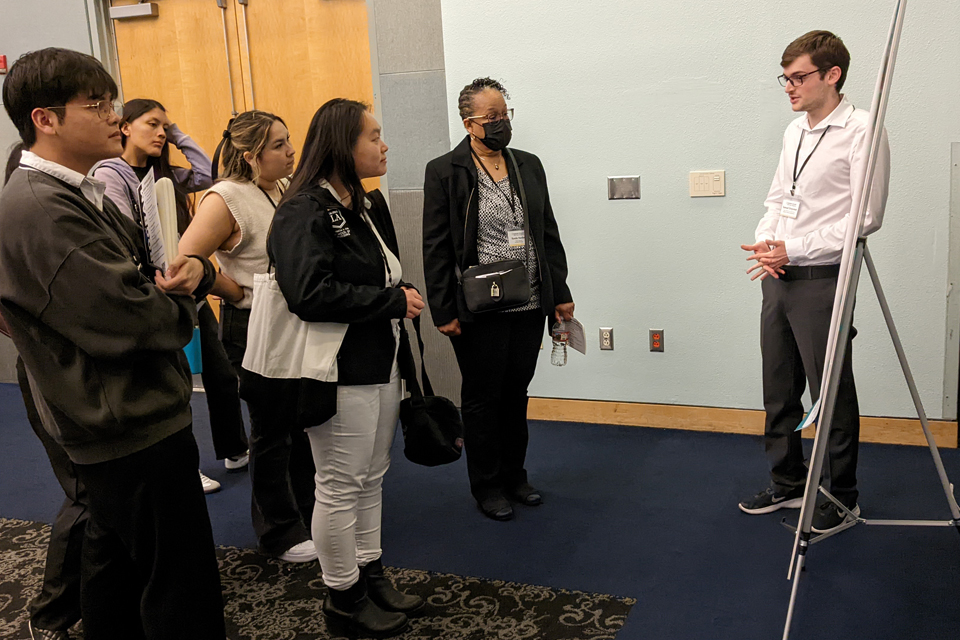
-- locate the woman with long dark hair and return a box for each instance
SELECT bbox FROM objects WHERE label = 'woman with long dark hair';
[268,99,425,638]
[93,99,249,494]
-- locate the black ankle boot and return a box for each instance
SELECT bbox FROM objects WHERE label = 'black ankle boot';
[323,578,409,638]
[361,558,425,615]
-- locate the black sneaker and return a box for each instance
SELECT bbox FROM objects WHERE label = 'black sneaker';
[738,486,805,514]
[811,500,860,534]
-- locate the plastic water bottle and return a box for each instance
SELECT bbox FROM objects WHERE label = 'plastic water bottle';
[551,321,569,367]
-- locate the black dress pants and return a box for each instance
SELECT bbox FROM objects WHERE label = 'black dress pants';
[18,358,87,633]
[450,309,545,501]
[75,427,226,640]
[198,300,248,460]
[761,272,860,507]
[220,303,315,556]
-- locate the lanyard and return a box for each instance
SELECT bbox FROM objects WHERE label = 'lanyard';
[258,183,284,210]
[792,126,830,196]
[470,147,520,224]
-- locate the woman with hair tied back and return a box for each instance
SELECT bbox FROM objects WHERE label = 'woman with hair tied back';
[92,98,250,496]
[176,110,319,564]
[268,98,425,638]
[422,77,574,521]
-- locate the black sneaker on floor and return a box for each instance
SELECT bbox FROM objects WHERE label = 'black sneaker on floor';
[811,501,860,534]
[738,486,805,514]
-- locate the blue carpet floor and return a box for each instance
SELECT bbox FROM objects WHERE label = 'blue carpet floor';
[2,382,959,639]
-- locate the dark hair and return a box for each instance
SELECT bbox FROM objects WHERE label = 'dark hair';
[781,30,851,92]
[458,77,510,119]
[281,99,368,214]
[4,142,24,185]
[2,47,118,148]
[119,98,192,234]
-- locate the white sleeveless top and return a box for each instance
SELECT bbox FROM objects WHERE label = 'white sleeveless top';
[199,178,287,309]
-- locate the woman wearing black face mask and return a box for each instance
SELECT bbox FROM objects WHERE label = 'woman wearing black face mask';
[422,77,574,521]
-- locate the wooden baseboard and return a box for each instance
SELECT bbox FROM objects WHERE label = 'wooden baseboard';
[527,398,959,449]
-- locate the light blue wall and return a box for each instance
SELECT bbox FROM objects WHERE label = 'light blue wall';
[0,0,96,155]
[0,0,96,381]
[439,0,960,418]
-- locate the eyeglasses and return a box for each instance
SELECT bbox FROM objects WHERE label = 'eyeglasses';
[44,99,123,120]
[777,69,826,88]
[465,108,513,124]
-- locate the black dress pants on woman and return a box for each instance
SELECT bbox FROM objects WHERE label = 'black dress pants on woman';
[450,309,545,502]
[18,358,87,635]
[197,301,248,460]
[219,303,315,556]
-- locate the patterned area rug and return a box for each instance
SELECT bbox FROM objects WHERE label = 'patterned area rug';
[0,518,635,639]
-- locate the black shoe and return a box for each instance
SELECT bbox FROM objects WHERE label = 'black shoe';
[811,500,860,534]
[323,579,408,638]
[738,486,804,514]
[29,622,70,640]
[506,482,542,506]
[477,494,514,521]
[361,558,425,616]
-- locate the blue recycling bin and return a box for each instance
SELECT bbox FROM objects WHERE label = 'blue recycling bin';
[184,325,202,374]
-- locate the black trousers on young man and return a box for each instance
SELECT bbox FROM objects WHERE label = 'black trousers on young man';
[450,309,545,502]
[761,266,860,508]
[75,427,226,640]
[18,358,87,634]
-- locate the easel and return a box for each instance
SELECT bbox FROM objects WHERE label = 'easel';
[781,1,960,638]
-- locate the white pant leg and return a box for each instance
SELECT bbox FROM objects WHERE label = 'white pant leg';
[355,366,401,567]
[306,360,400,590]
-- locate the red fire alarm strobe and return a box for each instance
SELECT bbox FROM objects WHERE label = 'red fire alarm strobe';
[0,55,8,75]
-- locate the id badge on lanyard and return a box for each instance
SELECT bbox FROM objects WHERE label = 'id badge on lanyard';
[783,127,830,221]
[781,186,801,219]
[507,225,526,247]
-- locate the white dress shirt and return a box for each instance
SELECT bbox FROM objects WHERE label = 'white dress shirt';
[18,150,107,212]
[755,96,890,266]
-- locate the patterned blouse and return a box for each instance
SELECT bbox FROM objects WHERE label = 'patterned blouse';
[475,169,541,312]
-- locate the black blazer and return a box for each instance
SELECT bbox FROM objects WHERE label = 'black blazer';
[268,186,413,386]
[422,135,572,326]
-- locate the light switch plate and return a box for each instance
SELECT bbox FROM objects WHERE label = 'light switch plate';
[689,170,725,197]
[608,176,641,200]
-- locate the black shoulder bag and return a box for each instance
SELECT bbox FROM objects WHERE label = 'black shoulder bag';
[399,316,464,466]
[459,148,532,313]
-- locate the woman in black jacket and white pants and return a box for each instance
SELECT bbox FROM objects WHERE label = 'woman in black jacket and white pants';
[422,78,574,522]
[268,99,424,639]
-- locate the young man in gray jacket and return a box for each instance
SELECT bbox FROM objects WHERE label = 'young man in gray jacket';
[0,48,225,639]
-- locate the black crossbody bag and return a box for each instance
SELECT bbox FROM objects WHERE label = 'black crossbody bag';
[458,148,532,313]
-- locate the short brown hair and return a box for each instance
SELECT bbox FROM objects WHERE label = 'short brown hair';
[781,30,851,92]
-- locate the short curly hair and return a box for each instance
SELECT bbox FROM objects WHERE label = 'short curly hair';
[457,77,510,119]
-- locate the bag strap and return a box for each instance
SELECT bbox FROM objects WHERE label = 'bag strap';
[401,315,435,399]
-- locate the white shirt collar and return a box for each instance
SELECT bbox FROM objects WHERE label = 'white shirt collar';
[19,150,107,211]
[317,178,372,209]
[800,95,855,132]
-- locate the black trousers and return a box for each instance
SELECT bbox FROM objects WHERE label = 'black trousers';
[761,273,860,506]
[220,304,315,556]
[18,358,87,633]
[75,427,226,640]
[198,301,248,460]
[450,309,545,501]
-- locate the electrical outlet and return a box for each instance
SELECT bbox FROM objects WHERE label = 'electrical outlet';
[599,327,614,350]
[650,329,664,352]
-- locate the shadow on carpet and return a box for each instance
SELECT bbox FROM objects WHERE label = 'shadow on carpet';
[0,518,635,639]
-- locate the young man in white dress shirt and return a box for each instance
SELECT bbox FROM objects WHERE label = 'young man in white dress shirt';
[738,31,890,534]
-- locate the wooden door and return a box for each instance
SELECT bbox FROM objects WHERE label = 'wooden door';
[110,0,245,162]
[234,0,378,187]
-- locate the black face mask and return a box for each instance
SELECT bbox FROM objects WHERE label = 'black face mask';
[477,119,512,151]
